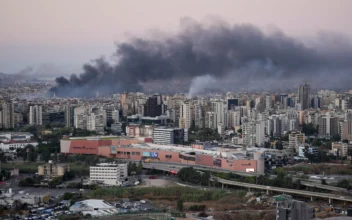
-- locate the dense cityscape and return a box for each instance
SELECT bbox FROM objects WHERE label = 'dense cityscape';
[2,1,352,220]
[0,80,352,219]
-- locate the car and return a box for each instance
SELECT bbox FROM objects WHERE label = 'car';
[140,200,146,204]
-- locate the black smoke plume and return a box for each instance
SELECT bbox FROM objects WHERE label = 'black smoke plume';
[50,18,352,97]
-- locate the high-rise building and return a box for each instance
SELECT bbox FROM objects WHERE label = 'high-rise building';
[194,104,204,129]
[205,112,217,129]
[211,100,225,125]
[29,105,43,125]
[144,94,163,117]
[64,105,76,127]
[298,83,311,110]
[265,95,272,110]
[1,102,15,129]
[153,127,188,145]
[112,110,120,123]
[318,113,338,138]
[179,101,191,129]
[227,98,239,110]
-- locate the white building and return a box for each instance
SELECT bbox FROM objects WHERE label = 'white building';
[228,110,240,128]
[194,104,204,128]
[0,141,38,152]
[211,100,225,125]
[266,95,272,110]
[29,105,42,125]
[217,123,225,136]
[111,110,119,123]
[179,101,191,129]
[70,199,119,217]
[153,127,188,145]
[89,163,128,185]
[205,111,217,129]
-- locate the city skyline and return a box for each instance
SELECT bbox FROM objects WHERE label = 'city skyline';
[1,1,352,97]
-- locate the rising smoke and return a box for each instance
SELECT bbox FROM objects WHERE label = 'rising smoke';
[50,17,352,97]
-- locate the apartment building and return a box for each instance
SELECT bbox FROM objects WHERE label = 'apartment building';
[38,161,69,180]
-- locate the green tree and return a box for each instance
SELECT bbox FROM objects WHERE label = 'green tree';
[177,199,184,212]
[302,123,318,136]
[275,141,283,150]
[337,179,351,190]
[131,162,137,174]
[41,148,51,162]
[136,160,143,175]
[127,161,132,175]
[200,171,211,186]
[332,134,341,142]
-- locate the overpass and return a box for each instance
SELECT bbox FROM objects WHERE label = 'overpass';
[300,180,348,193]
[141,161,260,177]
[215,177,352,204]
[142,162,351,203]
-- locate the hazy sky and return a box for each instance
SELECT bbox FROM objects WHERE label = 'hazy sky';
[1,0,352,75]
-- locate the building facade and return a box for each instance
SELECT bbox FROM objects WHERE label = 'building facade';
[89,163,128,185]
[38,161,69,180]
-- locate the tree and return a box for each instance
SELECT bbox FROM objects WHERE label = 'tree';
[136,160,143,175]
[131,162,137,174]
[332,134,341,142]
[275,141,283,150]
[237,128,242,134]
[263,142,271,148]
[302,123,318,136]
[127,161,132,175]
[337,179,351,190]
[63,192,74,200]
[63,171,75,181]
[177,199,184,212]
[200,171,211,186]
[107,119,115,128]
[41,148,51,162]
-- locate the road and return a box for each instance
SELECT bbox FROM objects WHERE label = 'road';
[141,162,352,203]
[215,177,352,204]
[141,161,260,177]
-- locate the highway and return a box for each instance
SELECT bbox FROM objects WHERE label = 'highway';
[215,177,352,204]
[300,180,348,193]
[141,161,260,177]
[142,162,351,204]
[143,162,348,193]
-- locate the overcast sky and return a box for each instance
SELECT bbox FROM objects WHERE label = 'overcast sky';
[1,0,352,75]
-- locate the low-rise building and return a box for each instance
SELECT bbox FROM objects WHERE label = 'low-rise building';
[331,142,349,157]
[276,194,314,220]
[70,199,119,217]
[90,162,128,185]
[38,161,69,180]
[289,131,305,151]
[0,141,38,152]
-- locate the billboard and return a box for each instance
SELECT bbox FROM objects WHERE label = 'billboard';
[213,159,222,167]
[110,146,116,154]
[143,152,150,157]
[150,152,159,158]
